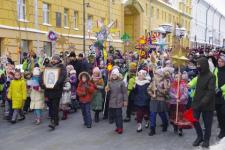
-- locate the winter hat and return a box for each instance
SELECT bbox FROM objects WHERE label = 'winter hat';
[93,67,100,74]
[33,67,40,76]
[70,70,76,75]
[155,69,164,77]
[111,68,120,77]
[52,54,61,62]
[24,71,32,79]
[66,65,74,73]
[219,53,225,62]
[78,71,91,81]
[138,70,147,79]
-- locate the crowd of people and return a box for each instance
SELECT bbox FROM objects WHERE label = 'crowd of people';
[0,46,225,148]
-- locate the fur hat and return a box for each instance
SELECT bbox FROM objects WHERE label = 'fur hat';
[33,67,40,76]
[111,68,120,77]
[78,72,91,81]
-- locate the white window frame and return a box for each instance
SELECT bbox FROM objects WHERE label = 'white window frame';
[43,3,50,24]
[74,11,78,29]
[17,0,26,20]
[64,8,69,27]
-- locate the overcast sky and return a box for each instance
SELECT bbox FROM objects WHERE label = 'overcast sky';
[205,0,225,16]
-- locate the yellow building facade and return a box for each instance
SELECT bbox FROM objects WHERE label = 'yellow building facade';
[0,0,191,63]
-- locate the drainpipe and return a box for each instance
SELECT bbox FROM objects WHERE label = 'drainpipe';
[212,9,217,47]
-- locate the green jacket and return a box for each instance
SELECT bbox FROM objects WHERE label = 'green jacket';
[213,67,225,98]
[127,76,136,96]
[188,76,198,98]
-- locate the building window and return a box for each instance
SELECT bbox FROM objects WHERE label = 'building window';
[56,12,62,27]
[168,14,172,23]
[43,42,52,57]
[17,0,26,20]
[21,40,29,56]
[74,11,78,28]
[0,38,2,56]
[64,8,69,27]
[43,3,50,24]
[87,15,93,32]
[151,6,154,18]
[156,8,159,18]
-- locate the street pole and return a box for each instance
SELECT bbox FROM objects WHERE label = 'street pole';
[219,15,222,46]
[83,0,86,56]
[34,0,40,55]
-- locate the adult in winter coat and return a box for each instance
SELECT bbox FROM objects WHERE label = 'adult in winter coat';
[42,54,67,130]
[213,54,225,139]
[91,67,104,123]
[191,57,215,148]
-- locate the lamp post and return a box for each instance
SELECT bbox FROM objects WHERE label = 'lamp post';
[83,0,90,56]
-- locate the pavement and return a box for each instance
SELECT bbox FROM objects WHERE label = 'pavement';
[0,109,222,150]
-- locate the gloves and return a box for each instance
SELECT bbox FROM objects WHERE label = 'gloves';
[216,88,222,97]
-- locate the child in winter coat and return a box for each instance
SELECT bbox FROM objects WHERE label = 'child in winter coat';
[134,70,150,132]
[60,77,71,120]
[147,68,170,136]
[7,70,27,124]
[69,69,78,112]
[105,68,128,134]
[4,71,14,120]
[124,62,137,122]
[77,72,96,128]
[30,67,45,125]
[91,67,104,123]
[169,73,188,136]
[23,72,32,113]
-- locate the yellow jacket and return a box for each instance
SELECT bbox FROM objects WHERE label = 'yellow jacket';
[8,79,27,109]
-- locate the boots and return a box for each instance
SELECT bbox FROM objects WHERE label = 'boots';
[95,112,100,123]
[202,140,209,148]
[123,117,131,122]
[192,137,203,147]
[48,121,56,130]
[61,110,68,120]
[218,130,225,139]
[149,127,156,136]
[137,123,142,132]
[162,124,168,132]
[117,128,123,134]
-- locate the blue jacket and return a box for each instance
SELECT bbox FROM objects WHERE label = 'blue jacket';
[134,79,150,107]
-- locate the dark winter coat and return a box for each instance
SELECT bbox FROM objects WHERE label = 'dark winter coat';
[133,79,150,107]
[192,57,215,111]
[42,62,67,99]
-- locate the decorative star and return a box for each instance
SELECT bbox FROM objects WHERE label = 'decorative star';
[171,38,189,67]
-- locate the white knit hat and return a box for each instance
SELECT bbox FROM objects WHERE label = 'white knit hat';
[70,70,76,75]
[111,68,120,77]
[138,70,147,78]
[33,67,40,76]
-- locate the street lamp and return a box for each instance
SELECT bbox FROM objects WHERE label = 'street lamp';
[83,0,90,57]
